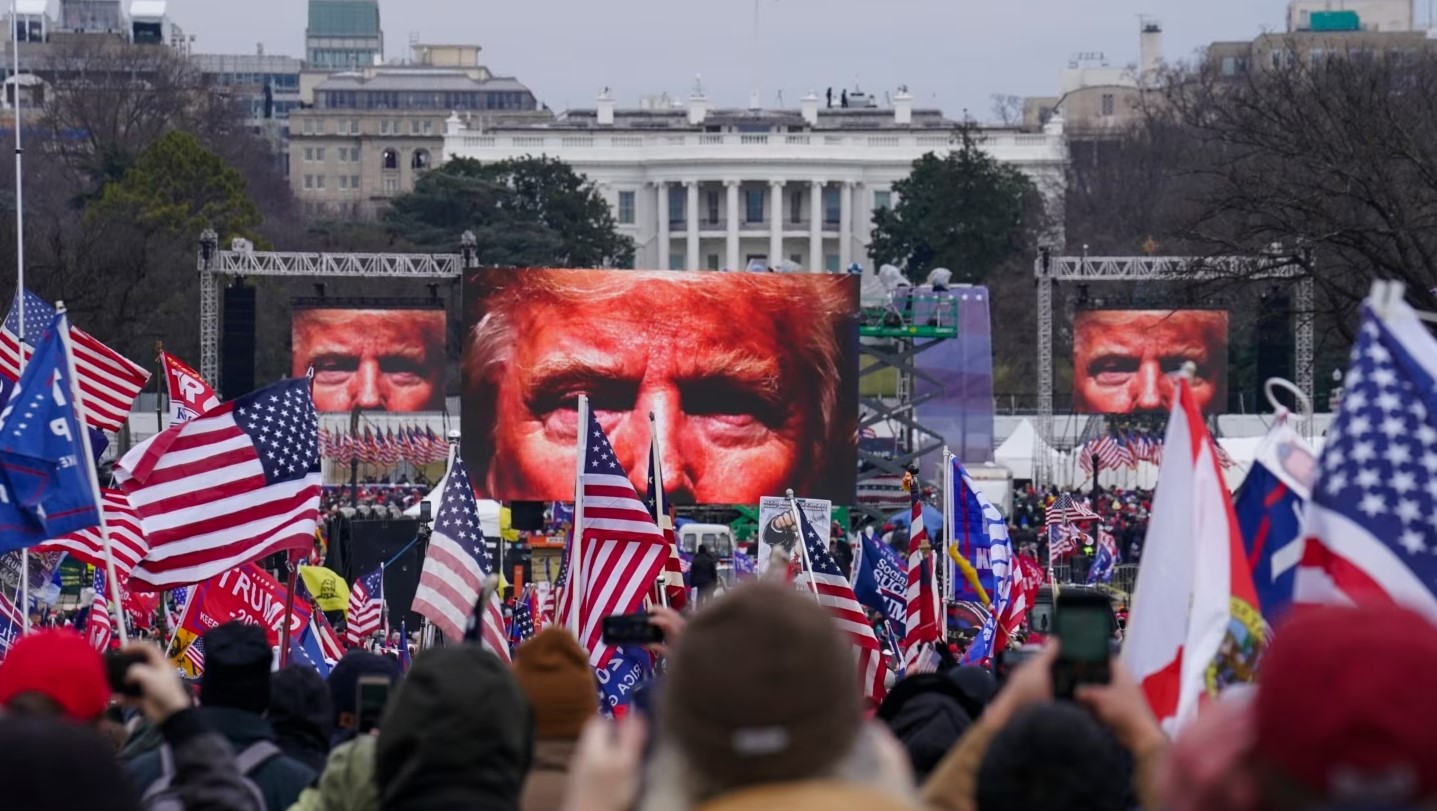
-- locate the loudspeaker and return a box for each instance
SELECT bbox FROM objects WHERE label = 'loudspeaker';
[221,284,257,397]
[509,501,545,532]
[342,518,425,628]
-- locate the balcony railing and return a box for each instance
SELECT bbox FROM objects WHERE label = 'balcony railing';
[451,130,1064,157]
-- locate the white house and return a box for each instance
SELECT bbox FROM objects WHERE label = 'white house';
[441,86,1068,271]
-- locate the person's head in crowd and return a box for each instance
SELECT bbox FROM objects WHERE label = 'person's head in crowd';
[0,714,141,811]
[328,650,401,737]
[977,702,1130,811]
[376,646,533,811]
[878,668,991,781]
[0,628,110,723]
[292,307,446,413]
[1072,309,1227,414]
[463,270,858,504]
[645,581,913,810]
[1166,602,1437,811]
[269,664,335,773]
[198,622,272,714]
[513,627,598,741]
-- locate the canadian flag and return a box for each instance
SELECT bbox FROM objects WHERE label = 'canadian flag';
[1124,377,1261,732]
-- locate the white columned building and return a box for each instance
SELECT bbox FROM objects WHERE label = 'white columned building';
[442,88,1068,271]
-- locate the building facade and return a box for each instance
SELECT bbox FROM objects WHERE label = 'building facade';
[442,89,1067,271]
[306,0,383,69]
[288,45,541,218]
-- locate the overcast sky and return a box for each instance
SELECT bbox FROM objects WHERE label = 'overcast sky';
[154,0,1342,118]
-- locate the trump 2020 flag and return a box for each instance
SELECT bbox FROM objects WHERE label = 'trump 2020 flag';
[1234,420,1316,625]
[851,529,906,640]
[1125,376,1263,733]
[0,312,101,549]
[955,461,1012,665]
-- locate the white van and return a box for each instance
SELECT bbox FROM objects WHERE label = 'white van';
[677,523,736,585]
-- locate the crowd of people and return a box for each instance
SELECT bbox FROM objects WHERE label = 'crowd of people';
[1009,485,1152,564]
[0,580,1427,811]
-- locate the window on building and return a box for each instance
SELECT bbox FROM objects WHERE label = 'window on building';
[338,175,348,191]
[350,119,360,134]
[303,174,313,190]
[745,189,764,224]
[1271,50,1284,70]
[382,149,398,170]
[669,252,684,270]
[668,186,685,227]
[411,120,421,134]
[707,253,720,270]
[618,191,636,224]
[1100,93,1115,117]
[335,147,346,162]
[790,253,803,266]
[315,147,326,161]
[823,188,840,226]
[789,189,803,224]
[706,190,720,225]
[351,175,361,191]
[423,120,434,135]
[383,175,398,193]
[874,190,892,211]
[381,120,391,135]
[302,118,314,135]
[825,254,840,273]
[316,175,326,190]
[303,147,314,162]
[412,149,431,172]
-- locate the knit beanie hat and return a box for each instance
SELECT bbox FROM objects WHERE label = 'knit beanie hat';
[0,715,141,811]
[199,622,273,714]
[662,581,862,790]
[0,629,110,722]
[513,628,598,740]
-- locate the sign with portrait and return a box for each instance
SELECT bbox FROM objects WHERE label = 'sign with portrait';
[1072,309,1229,414]
[291,299,447,413]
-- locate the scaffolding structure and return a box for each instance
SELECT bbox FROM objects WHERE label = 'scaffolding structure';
[1033,249,1315,485]
[197,229,478,395]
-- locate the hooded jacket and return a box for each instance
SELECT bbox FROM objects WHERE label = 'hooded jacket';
[375,646,533,811]
[288,736,378,811]
[269,666,334,774]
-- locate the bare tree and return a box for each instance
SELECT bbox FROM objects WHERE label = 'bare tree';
[990,93,1025,126]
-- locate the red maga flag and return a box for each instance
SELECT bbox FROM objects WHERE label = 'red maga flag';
[115,378,322,591]
[160,350,218,423]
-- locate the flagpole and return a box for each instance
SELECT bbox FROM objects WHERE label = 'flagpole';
[940,448,951,640]
[54,305,127,645]
[786,489,821,597]
[163,584,196,660]
[570,395,588,637]
[648,411,669,609]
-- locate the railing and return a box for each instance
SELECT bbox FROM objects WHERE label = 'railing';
[453,131,1064,154]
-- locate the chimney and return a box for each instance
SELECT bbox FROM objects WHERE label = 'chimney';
[748,89,760,110]
[688,91,708,125]
[893,86,913,126]
[1140,20,1163,85]
[446,111,465,137]
[597,88,615,126]
[800,91,819,126]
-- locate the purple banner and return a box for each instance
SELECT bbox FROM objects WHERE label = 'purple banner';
[915,287,995,466]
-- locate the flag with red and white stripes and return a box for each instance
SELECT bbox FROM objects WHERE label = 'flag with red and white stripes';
[569,409,670,670]
[345,567,385,647]
[37,489,149,579]
[87,569,113,652]
[793,499,887,703]
[411,456,509,662]
[901,478,941,672]
[114,377,322,591]
[0,289,150,433]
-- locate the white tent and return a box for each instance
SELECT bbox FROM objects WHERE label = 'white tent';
[402,470,503,538]
[995,419,1064,481]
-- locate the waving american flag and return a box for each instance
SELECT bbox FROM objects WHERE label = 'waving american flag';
[345,567,385,647]
[794,500,887,702]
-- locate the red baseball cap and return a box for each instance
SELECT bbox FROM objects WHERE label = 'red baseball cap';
[1255,603,1437,806]
[0,629,111,721]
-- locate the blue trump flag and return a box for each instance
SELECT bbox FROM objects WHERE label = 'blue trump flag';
[0,312,100,549]
[956,461,1012,666]
[1234,422,1315,626]
[0,375,110,466]
[288,620,332,678]
[597,644,651,716]
[852,529,907,639]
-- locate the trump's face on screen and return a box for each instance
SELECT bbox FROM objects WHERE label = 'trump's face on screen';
[1072,310,1228,414]
[462,270,857,504]
[292,309,447,413]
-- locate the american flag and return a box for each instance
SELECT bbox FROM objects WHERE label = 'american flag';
[87,569,112,652]
[510,591,536,651]
[412,456,509,661]
[552,532,573,628]
[793,500,887,702]
[1044,493,1100,527]
[312,610,346,664]
[534,581,553,631]
[1294,297,1437,617]
[901,479,941,671]
[1048,522,1090,561]
[567,408,670,669]
[36,489,149,579]
[182,636,206,673]
[1115,433,1136,470]
[1093,434,1122,471]
[114,378,322,591]
[345,568,385,647]
[645,435,688,610]
[0,290,150,433]
[0,589,22,656]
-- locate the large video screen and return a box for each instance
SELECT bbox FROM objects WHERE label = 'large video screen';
[462,269,860,505]
[291,301,447,413]
[1072,310,1228,414]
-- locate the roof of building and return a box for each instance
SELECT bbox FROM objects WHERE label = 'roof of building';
[129,0,168,18]
[316,70,532,94]
[307,0,381,37]
[543,106,956,131]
